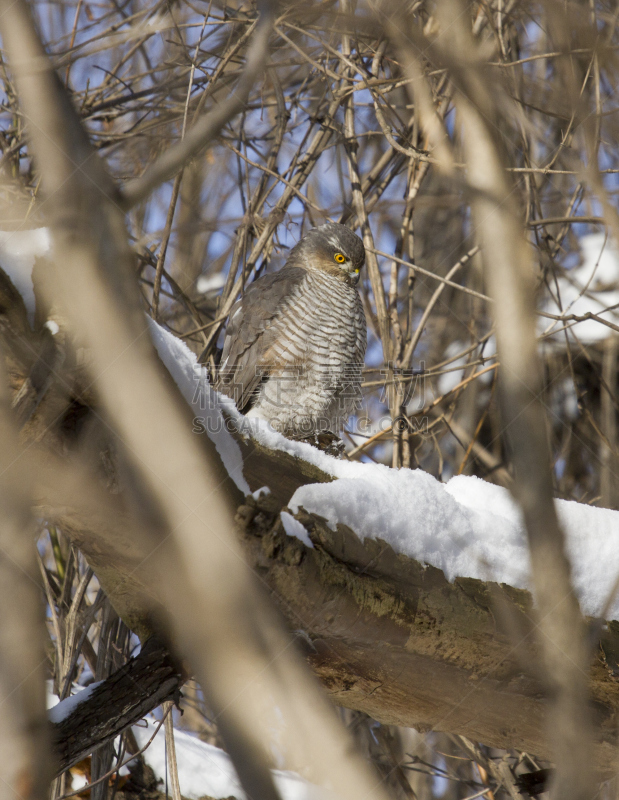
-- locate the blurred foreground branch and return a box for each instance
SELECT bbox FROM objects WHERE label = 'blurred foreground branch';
[0,356,52,799]
[0,3,394,800]
[423,1,595,796]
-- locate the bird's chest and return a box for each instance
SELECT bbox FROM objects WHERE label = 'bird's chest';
[271,273,365,371]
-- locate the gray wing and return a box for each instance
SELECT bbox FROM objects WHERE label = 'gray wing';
[216,266,306,413]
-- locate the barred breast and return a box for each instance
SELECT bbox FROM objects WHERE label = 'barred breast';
[246,270,367,435]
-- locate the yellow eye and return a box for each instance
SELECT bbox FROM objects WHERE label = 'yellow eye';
[334,253,346,263]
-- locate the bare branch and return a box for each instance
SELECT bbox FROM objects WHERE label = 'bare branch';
[119,5,274,210]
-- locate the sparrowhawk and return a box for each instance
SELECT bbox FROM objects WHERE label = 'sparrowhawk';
[216,223,367,441]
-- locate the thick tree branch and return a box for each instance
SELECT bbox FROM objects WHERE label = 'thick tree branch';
[46,487,619,776]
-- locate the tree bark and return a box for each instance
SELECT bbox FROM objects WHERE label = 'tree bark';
[47,477,619,775]
[236,493,619,773]
[52,638,183,774]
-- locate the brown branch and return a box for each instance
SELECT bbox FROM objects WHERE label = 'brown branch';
[44,486,619,779]
[51,637,183,775]
[0,355,53,798]
[237,494,619,774]
[402,245,480,365]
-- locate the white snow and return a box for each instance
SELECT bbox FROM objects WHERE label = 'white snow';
[48,681,103,724]
[289,468,619,620]
[436,339,496,397]
[281,511,314,549]
[542,233,619,343]
[148,317,250,495]
[197,273,226,294]
[133,717,323,800]
[0,228,51,325]
[437,341,468,396]
[70,772,89,791]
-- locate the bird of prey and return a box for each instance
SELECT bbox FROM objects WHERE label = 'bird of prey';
[216,223,367,443]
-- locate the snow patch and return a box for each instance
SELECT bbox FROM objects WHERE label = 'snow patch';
[542,233,619,343]
[197,273,226,294]
[48,681,103,724]
[148,318,250,494]
[437,341,468,396]
[133,718,323,800]
[0,228,51,325]
[289,468,619,620]
[281,511,314,549]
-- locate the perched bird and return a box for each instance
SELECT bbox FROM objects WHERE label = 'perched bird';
[216,223,367,442]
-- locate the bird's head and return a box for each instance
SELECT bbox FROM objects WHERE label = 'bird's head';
[292,223,365,284]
